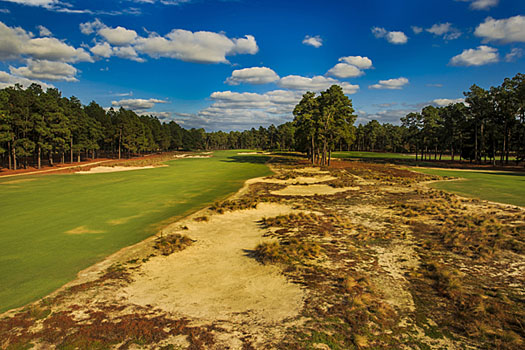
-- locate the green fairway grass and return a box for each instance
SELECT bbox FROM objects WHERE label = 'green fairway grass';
[0,151,271,313]
[332,151,417,160]
[412,168,525,207]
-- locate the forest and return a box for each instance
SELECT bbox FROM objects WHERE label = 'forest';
[0,73,524,170]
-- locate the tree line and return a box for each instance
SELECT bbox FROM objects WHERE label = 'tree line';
[1,73,523,170]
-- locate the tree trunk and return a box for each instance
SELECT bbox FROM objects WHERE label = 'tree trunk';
[505,129,510,164]
[451,144,455,161]
[70,138,73,163]
[7,140,12,170]
[328,148,331,166]
[311,135,315,165]
[61,152,65,164]
[77,153,81,163]
[37,145,41,169]
[118,130,122,160]
[12,146,17,171]
[474,120,478,164]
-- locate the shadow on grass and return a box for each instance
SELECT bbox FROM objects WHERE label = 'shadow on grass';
[337,156,525,172]
[221,155,271,165]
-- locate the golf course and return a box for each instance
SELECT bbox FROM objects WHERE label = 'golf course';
[0,151,271,313]
[413,168,525,207]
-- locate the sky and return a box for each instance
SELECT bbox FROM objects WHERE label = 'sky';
[0,0,524,131]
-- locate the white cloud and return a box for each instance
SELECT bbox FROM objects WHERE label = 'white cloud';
[411,26,423,34]
[178,89,304,130]
[327,56,373,79]
[134,30,258,63]
[278,75,359,94]
[457,0,499,10]
[369,77,409,90]
[0,21,92,63]
[326,63,363,78]
[426,22,462,40]
[339,56,373,69]
[9,59,78,81]
[37,25,51,37]
[427,23,452,36]
[449,45,499,66]
[0,70,53,89]
[81,19,258,64]
[432,98,466,106]
[98,26,138,46]
[0,0,59,7]
[90,42,112,58]
[79,18,104,35]
[302,35,323,48]
[372,27,408,44]
[475,16,525,43]
[225,67,279,85]
[505,48,523,62]
[112,98,168,111]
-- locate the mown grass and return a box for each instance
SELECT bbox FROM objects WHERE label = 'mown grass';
[412,168,525,207]
[0,150,271,313]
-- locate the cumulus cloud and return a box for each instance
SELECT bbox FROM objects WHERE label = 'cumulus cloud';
[81,19,259,64]
[449,45,499,66]
[505,48,523,62]
[457,0,499,10]
[9,59,78,81]
[112,98,168,111]
[0,70,53,89]
[98,26,138,46]
[225,67,280,85]
[432,98,466,106]
[327,63,363,79]
[278,75,359,94]
[372,27,408,44]
[0,21,92,63]
[327,56,373,79]
[37,25,51,37]
[0,0,59,7]
[339,56,373,69]
[426,23,461,40]
[176,89,304,131]
[369,77,409,90]
[411,26,423,34]
[474,16,525,43]
[302,35,323,48]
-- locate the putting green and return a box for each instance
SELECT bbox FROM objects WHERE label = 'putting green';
[413,168,525,207]
[0,151,271,313]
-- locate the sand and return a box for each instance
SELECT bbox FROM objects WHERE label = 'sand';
[124,202,305,324]
[76,165,156,174]
[271,184,359,196]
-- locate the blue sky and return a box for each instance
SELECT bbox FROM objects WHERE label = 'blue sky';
[0,0,524,131]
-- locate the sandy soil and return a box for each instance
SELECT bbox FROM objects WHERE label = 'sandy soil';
[76,165,158,174]
[173,154,212,159]
[271,184,359,196]
[124,203,304,324]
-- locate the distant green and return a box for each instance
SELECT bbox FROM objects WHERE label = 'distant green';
[0,151,271,313]
[413,168,525,207]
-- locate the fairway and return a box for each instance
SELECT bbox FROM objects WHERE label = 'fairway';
[413,168,525,207]
[0,151,271,313]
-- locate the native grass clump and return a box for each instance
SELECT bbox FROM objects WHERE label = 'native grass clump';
[154,234,194,256]
[254,238,322,264]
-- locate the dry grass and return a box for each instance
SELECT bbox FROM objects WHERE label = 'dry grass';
[154,234,194,256]
[254,238,322,264]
